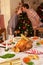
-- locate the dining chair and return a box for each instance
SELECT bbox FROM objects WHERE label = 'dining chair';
[0,15,6,41]
[34,27,43,37]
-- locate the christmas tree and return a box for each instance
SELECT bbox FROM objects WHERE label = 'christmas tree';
[14,12,34,37]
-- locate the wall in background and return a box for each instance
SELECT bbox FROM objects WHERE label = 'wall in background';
[1,0,11,29]
[0,0,21,28]
[10,0,21,16]
[40,0,43,2]
[0,0,1,13]
[24,0,43,10]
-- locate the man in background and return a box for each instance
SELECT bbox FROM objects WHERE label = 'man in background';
[22,3,42,30]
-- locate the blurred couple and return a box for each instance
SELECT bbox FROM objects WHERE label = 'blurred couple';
[7,3,43,36]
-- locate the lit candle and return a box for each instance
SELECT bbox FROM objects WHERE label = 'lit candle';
[6,43,8,50]
[5,41,8,50]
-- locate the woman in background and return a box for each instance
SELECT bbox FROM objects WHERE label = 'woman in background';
[7,6,22,35]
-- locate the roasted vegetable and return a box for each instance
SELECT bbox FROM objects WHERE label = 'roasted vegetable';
[0,53,15,59]
[36,42,40,46]
[23,57,30,63]
[27,61,34,65]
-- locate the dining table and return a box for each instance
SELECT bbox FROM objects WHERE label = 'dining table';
[0,36,43,65]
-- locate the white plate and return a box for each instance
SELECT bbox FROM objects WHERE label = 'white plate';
[30,37,40,41]
[13,37,21,43]
[21,54,43,65]
[0,37,21,48]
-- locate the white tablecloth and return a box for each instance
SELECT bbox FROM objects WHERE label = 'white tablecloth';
[0,37,43,65]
